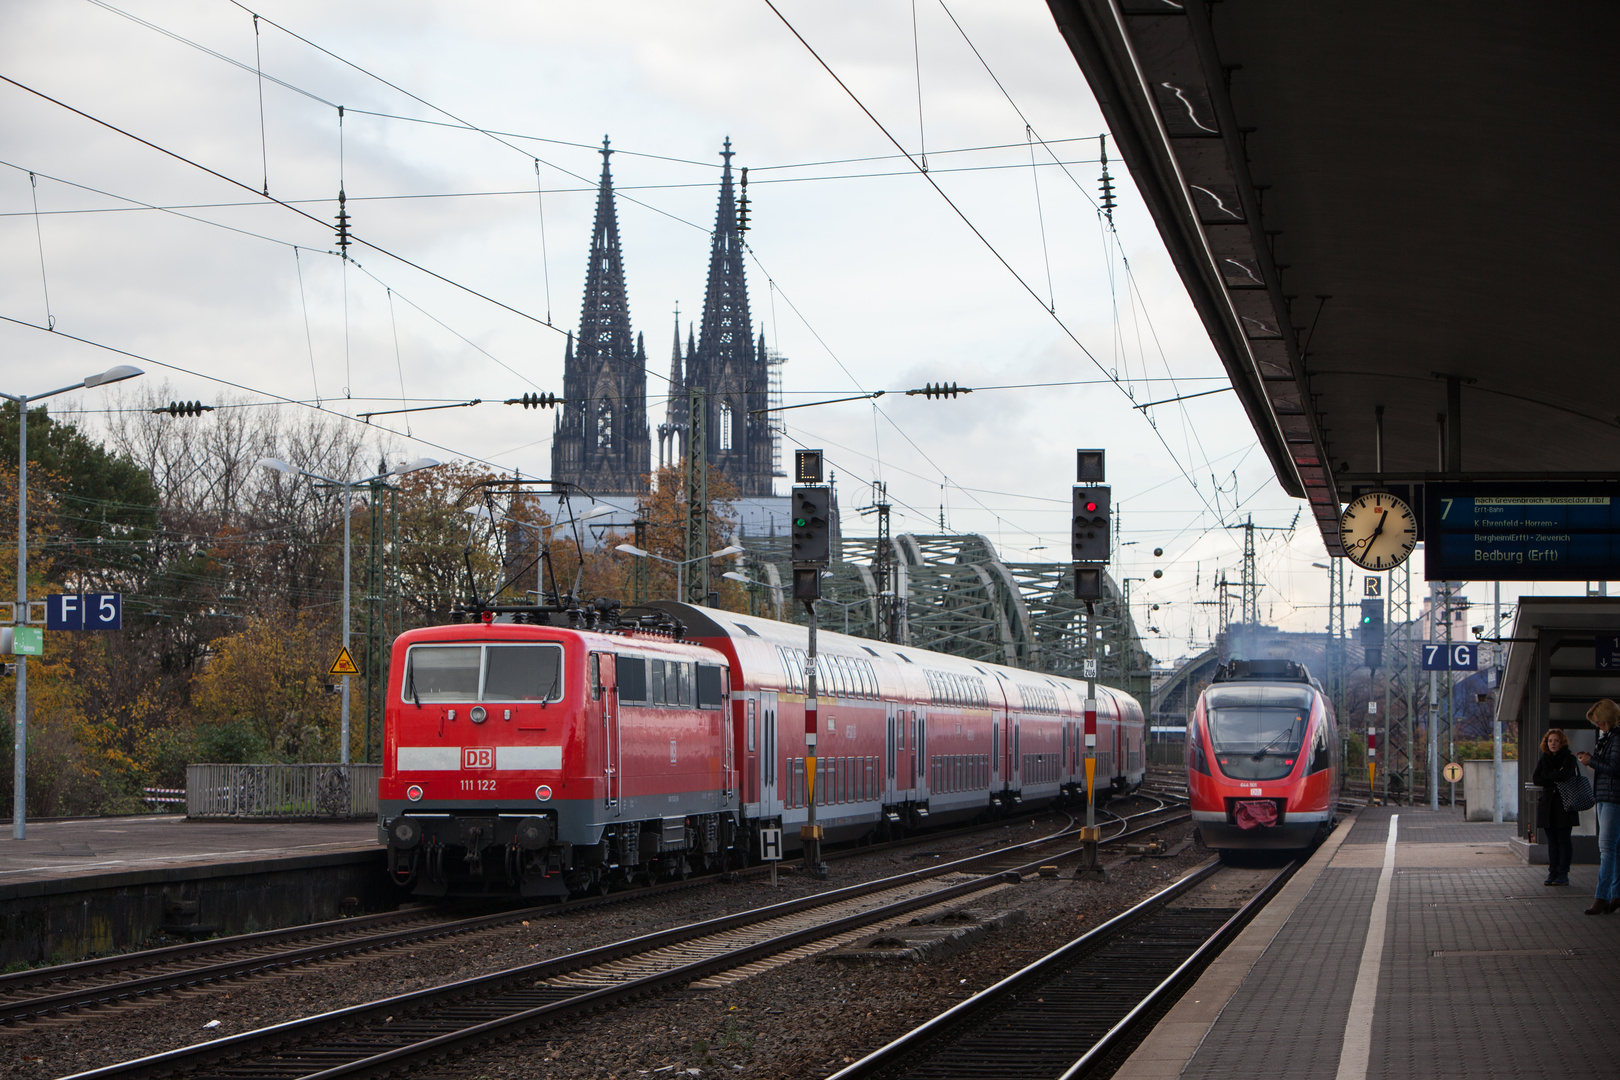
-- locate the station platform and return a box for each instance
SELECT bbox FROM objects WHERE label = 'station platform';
[1119,805,1620,1079]
[0,816,391,968]
[0,814,378,887]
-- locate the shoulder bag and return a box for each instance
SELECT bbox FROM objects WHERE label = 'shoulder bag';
[1558,773,1596,813]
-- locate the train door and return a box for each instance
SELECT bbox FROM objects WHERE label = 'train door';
[743,696,759,803]
[594,653,620,813]
[915,710,928,798]
[1113,702,1124,782]
[991,721,1001,790]
[1012,717,1021,789]
[885,705,897,803]
[758,691,780,818]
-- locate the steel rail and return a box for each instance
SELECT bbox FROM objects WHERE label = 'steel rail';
[1056,859,1295,1079]
[64,810,1190,1079]
[822,859,1225,1080]
[5,804,1127,1024]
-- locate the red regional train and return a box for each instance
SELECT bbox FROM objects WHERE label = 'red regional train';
[1185,658,1342,853]
[379,600,1146,897]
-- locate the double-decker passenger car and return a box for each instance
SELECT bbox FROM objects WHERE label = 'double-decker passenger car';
[1186,658,1341,852]
[380,601,1145,897]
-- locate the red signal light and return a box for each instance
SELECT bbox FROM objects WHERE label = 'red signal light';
[1084,501,1098,512]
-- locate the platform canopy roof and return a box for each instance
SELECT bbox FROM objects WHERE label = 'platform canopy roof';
[1045,1,1620,553]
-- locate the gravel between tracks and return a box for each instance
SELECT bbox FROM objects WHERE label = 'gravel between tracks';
[1,805,1200,1079]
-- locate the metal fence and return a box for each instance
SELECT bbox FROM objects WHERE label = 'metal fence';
[1146,742,1185,768]
[186,764,380,820]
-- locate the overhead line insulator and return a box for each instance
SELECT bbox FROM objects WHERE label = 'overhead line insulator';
[506,392,561,409]
[152,401,215,417]
[906,381,971,399]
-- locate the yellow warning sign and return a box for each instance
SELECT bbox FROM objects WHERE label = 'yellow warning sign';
[1443,761,1463,783]
[329,647,360,676]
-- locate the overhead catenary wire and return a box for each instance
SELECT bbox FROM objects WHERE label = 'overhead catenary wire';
[758,0,1228,529]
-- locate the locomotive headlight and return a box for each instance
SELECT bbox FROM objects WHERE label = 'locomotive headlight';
[389,816,422,849]
[535,785,553,801]
[406,785,424,802]
[470,706,487,724]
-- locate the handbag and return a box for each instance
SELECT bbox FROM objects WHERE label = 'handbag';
[1557,773,1596,813]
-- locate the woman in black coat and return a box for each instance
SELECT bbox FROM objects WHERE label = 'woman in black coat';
[1533,727,1579,886]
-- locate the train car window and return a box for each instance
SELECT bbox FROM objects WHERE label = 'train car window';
[1188,719,1212,775]
[649,659,666,704]
[1306,722,1332,774]
[897,712,906,750]
[992,722,999,764]
[402,645,481,701]
[747,700,757,752]
[696,664,724,710]
[589,654,602,701]
[1203,685,1313,781]
[617,656,646,703]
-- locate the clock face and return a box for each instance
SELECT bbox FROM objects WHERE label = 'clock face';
[1338,493,1417,570]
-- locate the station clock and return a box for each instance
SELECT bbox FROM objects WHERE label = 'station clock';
[1338,492,1418,571]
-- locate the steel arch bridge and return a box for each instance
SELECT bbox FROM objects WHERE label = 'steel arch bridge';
[738,533,1152,699]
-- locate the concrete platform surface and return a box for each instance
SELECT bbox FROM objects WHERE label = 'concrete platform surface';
[0,815,378,888]
[1117,805,1620,1079]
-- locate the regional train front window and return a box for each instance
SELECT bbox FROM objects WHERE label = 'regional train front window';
[402,644,564,703]
[1204,686,1313,781]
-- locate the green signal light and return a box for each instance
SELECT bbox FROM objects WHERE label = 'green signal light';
[795,517,809,528]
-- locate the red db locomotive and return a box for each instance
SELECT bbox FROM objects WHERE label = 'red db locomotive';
[379,600,1146,897]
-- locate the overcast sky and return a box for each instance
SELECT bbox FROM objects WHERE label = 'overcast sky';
[4,0,1565,664]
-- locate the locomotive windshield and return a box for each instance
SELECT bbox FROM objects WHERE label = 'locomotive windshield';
[1203,685,1314,781]
[402,644,564,703]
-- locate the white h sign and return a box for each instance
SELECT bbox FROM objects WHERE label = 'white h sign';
[760,828,783,861]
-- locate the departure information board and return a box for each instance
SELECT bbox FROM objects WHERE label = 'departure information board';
[1425,482,1620,580]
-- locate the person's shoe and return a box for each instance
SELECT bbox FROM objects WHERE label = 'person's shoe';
[1553,876,1571,886]
[1608,899,1620,913]
[1545,876,1559,886]
[1586,899,1608,914]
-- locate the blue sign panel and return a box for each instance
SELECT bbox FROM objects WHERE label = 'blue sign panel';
[45,593,83,631]
[1421,642,1477,671]
[1425,482,1620,581]
[1598,635,1620,671]
[45,593,121,631]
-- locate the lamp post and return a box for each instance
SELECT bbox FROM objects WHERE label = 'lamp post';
[257,456,439,764]
[615,543,744,602]
[5,364,143,839]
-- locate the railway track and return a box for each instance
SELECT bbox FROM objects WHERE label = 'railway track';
[2,797,1176,1029]
[824,858,1295,1080]
[65,807,1188,1079]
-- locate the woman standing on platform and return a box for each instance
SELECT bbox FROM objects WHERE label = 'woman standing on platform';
[1532,728,1577,887]
[1577,699,1620,915]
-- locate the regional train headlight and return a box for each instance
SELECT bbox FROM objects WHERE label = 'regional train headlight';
[470,706,487,724]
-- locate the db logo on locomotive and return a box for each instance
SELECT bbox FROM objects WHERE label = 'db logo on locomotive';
[462,747,494,770]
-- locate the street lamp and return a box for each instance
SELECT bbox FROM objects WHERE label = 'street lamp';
[4,364,143,839]
[615,543,744,602]
[257,456,439,764]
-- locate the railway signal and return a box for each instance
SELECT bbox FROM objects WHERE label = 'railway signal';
[791,487,832,566]
[1360,598,1384,669]
[1071,486,1111,562]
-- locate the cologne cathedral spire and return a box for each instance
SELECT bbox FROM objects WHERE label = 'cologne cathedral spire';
[551,137,650,495]
[685,138,774,496]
